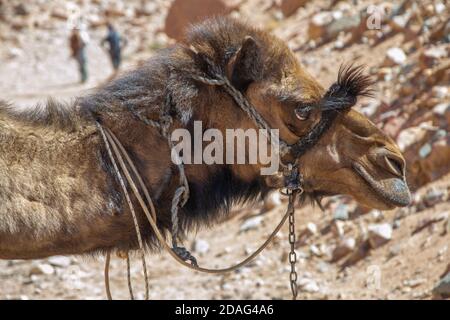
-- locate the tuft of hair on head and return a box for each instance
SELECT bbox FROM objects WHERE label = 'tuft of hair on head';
[322,63,375,111]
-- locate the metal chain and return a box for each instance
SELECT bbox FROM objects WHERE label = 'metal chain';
[287,191,298,300]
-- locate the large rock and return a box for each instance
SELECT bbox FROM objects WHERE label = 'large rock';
[164,0,239,41]
[280,0,308,17]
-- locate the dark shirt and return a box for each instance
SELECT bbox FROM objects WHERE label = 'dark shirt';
[104,30,121,56]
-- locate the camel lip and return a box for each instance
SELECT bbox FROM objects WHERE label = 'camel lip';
[352,162,412,207]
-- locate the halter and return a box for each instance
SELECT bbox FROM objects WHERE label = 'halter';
[98,59,373,300]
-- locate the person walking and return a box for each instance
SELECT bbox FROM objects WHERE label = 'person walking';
[69,25,89,83]
[101,23,127,72]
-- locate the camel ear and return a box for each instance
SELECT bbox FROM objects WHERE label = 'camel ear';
[227,36,262,91]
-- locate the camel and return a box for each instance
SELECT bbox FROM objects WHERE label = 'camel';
[0,17,411,260]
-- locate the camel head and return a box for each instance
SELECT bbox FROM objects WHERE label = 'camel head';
[198,18,412,210]
[296,107,411,210]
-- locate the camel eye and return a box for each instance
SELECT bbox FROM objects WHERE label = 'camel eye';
[295,107,310,121]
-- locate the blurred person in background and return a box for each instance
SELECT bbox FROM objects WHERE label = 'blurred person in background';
[101,23,127,72]
[69,24,90,83]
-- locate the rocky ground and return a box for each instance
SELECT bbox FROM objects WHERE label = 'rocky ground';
[0,0,449,300]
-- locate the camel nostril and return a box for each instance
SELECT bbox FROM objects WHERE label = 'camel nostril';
[383,155,405,177]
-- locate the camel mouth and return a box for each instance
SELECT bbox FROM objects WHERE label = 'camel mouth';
[352,162,411,207]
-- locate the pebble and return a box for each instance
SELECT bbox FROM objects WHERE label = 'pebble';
[367,223,393,249]
[370,210,385,222]
[434,2,446,14]
[47,256,72,268]
[332,237,356,261]
[309,244,322,257]
[317,261,330,273]
[396,126,427,152]
[360,101,381,118]
[334,39,345,49]
[403,278,427,288]
[421,46,447,67]
[262,192,281,212]
[30,263,55,276]
[419,143,432,159]
[423,188,445,207]
[385,47,407,66]
[305,222,318,236]
[401,286,412,294]
[388,243,402,257]
[298,278,320,293]
[378,67,393,81]
[326,13,361,41]
[240,216,263,232]
[6,47,23,59]
[433,103,450,116]
[438,245,448,257]
[193,238,210,255]
[308,11,334,40]
[334,203,349,221]
[432,86,449,99]
[391,14,409,30]
[331,220,345,238]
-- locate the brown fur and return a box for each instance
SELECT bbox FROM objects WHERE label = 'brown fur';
[0,17,410,259]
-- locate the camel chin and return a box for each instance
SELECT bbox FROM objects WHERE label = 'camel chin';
[350,162,411,210]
